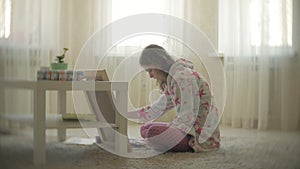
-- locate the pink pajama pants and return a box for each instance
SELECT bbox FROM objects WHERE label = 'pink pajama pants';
[140,122,193,152]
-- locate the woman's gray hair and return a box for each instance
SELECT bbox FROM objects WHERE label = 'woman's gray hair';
[139,44,175,73]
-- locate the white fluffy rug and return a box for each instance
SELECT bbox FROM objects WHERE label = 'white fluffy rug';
[1,127,300,169]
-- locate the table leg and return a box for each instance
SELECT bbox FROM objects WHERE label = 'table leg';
[57,90,66,141]
[115,91,130,154]
[33,88,46,165]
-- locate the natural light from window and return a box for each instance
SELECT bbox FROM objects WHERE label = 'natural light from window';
[0,0,11,39]
[111,0,182,47]
[112,0,167,22]
[250,0,292,47]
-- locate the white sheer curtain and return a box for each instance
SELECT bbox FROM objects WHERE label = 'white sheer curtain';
[0,0,187,121]
[87,0,219,122]
[1,0,216,123]
[0,0,110,115]
[98,0,185,117]
[219,0,300,130]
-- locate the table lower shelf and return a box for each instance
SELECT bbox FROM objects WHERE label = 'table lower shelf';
[0,114,119,129]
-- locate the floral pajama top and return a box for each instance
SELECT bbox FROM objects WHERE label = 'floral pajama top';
[132,58,220,152]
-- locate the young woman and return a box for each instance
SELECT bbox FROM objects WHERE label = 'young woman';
[127,44,220,152]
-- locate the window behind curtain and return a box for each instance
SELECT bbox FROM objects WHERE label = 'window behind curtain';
[0,0,11,39]
[249,0,292,47]
[111,0,183,49]
[218,0,293,57]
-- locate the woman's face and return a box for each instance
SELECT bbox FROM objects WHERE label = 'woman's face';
[145,67,165,81]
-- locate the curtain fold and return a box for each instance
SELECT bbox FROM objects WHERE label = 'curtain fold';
[219,0,299,130]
